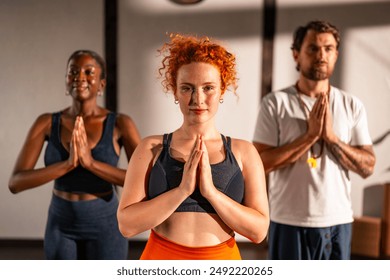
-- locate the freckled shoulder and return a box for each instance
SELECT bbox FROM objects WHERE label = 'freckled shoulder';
[229,138,256,161]
[141,135,164,146]
[136,135,165,161]
[230,138,254,151]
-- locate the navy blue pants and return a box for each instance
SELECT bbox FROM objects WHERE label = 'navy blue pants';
[268,221,352,260]
[44,192,128,260]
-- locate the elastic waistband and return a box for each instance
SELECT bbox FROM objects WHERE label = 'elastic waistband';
[49,192,118,221]
[140,230,241,260]
[53,189,113,201]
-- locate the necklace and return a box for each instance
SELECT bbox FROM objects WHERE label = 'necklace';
[295,83,326,168]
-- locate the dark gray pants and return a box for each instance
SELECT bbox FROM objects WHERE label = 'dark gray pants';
[268,221,352,260]
[44,192,128,260]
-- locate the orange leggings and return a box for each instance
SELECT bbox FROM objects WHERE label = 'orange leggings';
[140,230,242,260]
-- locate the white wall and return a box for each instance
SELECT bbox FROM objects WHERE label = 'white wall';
[1,0,389,240]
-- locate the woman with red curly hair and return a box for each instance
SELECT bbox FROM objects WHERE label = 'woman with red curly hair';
[117,34,269,260]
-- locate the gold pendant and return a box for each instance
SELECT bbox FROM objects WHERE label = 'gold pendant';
[307,157,317,168]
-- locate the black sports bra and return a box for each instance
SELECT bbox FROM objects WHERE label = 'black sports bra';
[44,111,119,193]
[148,133,245,213]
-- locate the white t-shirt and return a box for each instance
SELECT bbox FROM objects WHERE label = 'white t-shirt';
[253,85,372,227]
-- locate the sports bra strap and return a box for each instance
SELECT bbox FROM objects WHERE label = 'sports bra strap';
[222,135,231,150]
[103,112,117,143]
[49,112,61,146]
[163,133,170,147]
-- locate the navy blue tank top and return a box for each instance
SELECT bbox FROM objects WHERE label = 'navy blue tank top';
[44,111,119,193]
[148,133,245,213]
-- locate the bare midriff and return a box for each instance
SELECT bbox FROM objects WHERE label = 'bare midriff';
[53,189,113,201]
[153,212,234,247]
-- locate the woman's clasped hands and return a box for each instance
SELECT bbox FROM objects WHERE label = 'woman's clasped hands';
[68,116,94,169]
[179,135,217,199]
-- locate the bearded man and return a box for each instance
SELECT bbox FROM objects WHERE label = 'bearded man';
[253,20,376,260]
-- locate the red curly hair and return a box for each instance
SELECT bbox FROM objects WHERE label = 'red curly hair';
[158,33,238,95]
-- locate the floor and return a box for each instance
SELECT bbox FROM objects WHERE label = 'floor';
[1,239,381,260]
[0,240,268,260]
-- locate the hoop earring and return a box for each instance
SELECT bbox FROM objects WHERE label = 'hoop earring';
[219,98,224,104]
[65,90,70,96]
[174,100,179,104]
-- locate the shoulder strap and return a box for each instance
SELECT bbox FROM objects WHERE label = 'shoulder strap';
[49,112,61,145]
[221,134,232,150]
[163,133,170,147]
[104,112,117,137]
[167,133,174,147]
[226,136,232,149]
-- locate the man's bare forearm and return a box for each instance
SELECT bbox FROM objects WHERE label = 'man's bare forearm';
[328,140,375,178]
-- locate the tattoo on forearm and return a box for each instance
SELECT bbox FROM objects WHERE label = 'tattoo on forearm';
[329,141,374,178]
[330,143,342,159]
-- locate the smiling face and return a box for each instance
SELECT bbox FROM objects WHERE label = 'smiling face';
[293,30,339,81]
[175,62,222,125]
[65,54,105,101]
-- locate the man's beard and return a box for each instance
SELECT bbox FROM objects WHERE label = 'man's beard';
[299,62,333,81]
